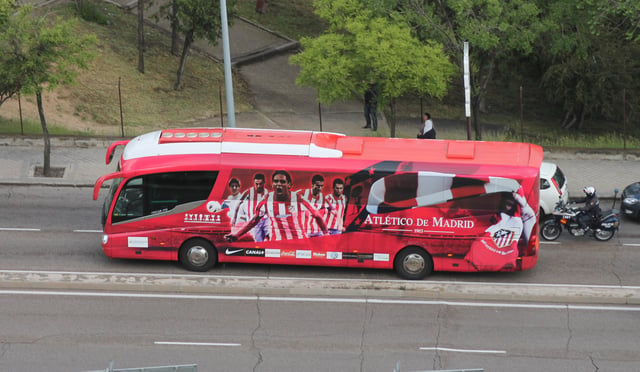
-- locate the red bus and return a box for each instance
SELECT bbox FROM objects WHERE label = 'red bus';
[93,128,543,279]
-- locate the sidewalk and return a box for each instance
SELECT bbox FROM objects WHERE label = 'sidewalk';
[1,130,639,202]
[2,0,640,200]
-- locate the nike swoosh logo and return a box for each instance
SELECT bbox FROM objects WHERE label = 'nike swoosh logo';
[225,248,243,255]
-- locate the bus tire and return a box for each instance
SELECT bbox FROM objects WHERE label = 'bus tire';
[179,238,217,272]
[394,247,433,280]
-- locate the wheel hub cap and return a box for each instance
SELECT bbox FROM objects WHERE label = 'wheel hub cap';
[187,246,208,266]
[404,253,425,273]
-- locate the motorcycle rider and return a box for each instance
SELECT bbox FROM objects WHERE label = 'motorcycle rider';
[575,186,601,231]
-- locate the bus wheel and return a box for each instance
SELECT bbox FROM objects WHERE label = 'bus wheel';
[179,238,217,272]
[394,247,433,280]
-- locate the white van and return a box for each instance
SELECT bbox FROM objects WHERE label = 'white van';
[539,162,569,219]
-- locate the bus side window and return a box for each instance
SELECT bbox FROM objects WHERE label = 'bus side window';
[147,171,218,213]
[112,171,217,223]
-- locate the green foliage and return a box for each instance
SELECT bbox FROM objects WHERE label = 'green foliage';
[291,0,455,107]
[159,0,237,45]
[156,0,238,89]
[0,1,96,98]
[75,0,110,25]
[0,1,252,136]
[537,0,640,129]
[399,0,545,139]
[584,0,640,42]
[0,116,90,136]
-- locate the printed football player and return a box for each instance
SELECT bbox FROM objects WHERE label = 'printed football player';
[233,173,270,241]
[324,178,346,235]
[225,170,328,242]
[300,174,326,237]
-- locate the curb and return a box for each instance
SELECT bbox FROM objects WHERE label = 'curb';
[1,271,639,305]
[0,135,119,148]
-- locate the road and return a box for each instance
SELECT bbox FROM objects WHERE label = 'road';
[2,290,640,371]
[2,185,640,371]
[2,185,640,285]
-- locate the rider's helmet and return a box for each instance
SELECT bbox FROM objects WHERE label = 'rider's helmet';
[583,186,596,197]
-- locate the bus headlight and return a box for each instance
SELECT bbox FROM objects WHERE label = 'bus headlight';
[102,234,109,244]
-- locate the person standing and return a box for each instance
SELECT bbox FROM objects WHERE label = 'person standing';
[363,84,378,130]
[417,112,436,139]
[324,178,346,235]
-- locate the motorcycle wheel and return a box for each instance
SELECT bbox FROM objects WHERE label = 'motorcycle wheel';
[541,220,562,241]
[594,229,615,241]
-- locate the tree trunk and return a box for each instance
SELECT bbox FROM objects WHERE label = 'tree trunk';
[171,0,180,56]
[174,29,194,91]
[36,91,51,177]
[561,111,575,129]
[469,54,495,140]
[472,94,482,140]
[137,0,145,73]
[384,98,397,138]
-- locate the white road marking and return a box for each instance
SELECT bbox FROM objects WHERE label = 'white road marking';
[419,346,506,354]
[1,289,640,312]
[0,227,40,231]
[1,228,102,233]
[154,341,240,347]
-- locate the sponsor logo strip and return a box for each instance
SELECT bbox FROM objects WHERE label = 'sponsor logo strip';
[222,248,389,262]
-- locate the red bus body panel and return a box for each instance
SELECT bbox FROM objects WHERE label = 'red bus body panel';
[96,128,543,274]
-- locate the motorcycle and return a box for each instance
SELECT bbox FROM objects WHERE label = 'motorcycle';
[541,191,620,241]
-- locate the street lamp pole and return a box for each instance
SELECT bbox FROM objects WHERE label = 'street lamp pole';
[220,0,236,127]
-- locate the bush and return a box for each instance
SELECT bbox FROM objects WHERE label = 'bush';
[75,0,110,25]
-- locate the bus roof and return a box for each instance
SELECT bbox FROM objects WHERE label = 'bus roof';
[94,127,543,200]
[115,127,542,167]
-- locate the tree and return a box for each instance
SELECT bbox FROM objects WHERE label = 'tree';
[585,0,640,42]
[537,0,640,130]
[157,0,237,90]
[290,0,455,137]
[0,0,96,175]
[400,0,545,139]
[0,0,20,106]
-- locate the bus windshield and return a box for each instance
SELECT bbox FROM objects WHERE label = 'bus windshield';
[101,177,122,227]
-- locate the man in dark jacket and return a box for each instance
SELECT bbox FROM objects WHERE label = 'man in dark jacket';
[362,84,377,130]
[575,186,601,230]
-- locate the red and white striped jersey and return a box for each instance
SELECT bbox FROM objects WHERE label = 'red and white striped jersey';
[256,191,320,241]
[324,193,346,231]
[234,187,270,225]
[301,188,325,236]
